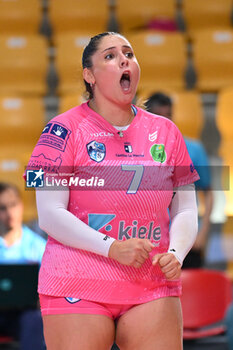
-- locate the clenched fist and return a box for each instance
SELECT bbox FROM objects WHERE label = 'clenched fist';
[152,253,181,280]
[108,238,154,268]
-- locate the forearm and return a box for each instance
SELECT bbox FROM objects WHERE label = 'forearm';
[168,184,198,265]
[36,188,115,257]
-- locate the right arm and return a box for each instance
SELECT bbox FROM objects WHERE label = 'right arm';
[36,188,153,267]
[36,187,115,257]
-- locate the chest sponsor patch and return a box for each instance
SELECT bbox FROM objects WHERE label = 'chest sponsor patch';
[37,122,71,152]
[150,144,166,163]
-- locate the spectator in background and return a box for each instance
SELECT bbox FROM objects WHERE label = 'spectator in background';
[145,92,213,269]
[0,182,46,350]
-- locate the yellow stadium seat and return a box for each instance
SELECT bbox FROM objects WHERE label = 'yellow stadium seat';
[216,87,233,170]
[0,148,37,222]
[127,31,187,92]
[0,96,45,147]
[217,141,233,217]
[0,35,48,96]
[182,0,233,39]
[192,30,233,92]
[222,164,233,219]
[55,33,94,95]
[224,166,233,217]
[136,86,181,102]
[49,0,109,35]
[0,0,41,35]
[116,0,177,33]
[171,91,204,139]
[215,87,233,217]
[216,87,233,151]
[59,93,88,114]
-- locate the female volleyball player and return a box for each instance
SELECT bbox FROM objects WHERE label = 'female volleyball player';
[27,32,199,350]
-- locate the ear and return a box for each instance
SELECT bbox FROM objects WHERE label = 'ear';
[83,68,95,85]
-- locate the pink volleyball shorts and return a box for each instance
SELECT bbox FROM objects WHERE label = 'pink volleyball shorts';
[39,294,146,320]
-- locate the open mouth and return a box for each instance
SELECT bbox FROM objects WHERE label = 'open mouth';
[120,72,131,91]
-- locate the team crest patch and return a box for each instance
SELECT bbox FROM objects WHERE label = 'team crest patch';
[150,144,166,163]
[65,297,81,303]
[86,141,106,163]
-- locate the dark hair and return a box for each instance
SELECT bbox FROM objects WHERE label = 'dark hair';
[0,182,21,198]
[145,92,172,113]
[82,32,125,99]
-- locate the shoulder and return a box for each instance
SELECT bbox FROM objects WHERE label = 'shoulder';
[48,103,89,129]
[136,106,178,131]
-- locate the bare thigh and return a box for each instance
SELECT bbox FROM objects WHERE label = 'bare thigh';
[43,314,115,350]
[115,297,183,350]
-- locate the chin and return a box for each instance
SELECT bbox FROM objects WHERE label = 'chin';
[120,90,136,103]
[119,97,134,106]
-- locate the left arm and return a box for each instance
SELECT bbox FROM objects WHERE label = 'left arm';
[152,184,198,279]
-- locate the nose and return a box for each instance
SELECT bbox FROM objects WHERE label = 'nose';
[119,53,129,67]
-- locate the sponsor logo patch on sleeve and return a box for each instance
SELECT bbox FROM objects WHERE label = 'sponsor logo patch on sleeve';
[37,122,71,152]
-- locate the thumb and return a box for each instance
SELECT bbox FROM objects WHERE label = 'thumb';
[152,253,164,266]
[144,240,156,252]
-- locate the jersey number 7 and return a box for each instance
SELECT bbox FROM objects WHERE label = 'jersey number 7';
[121,164,144,194]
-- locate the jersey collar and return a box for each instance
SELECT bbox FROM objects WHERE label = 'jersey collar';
[81,102,141,135]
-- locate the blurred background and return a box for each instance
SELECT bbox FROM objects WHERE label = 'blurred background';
[0,0,233,348]
[0,0,232,275]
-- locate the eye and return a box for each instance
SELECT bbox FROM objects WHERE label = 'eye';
[125,52,134,58]
[105,53,114,60]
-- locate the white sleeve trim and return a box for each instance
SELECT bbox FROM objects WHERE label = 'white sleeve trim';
[36,188,115,257]
[168,184,198,265]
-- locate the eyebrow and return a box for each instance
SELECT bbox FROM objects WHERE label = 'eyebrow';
[101,45,132,53]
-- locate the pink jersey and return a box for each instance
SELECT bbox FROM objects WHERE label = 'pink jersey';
[26,102,199,304]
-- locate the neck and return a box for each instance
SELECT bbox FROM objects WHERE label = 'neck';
[2,227,22,247]
[88,98,134,127]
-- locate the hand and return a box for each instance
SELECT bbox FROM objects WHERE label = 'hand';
[152,253,181,280]
[108,239,154,268]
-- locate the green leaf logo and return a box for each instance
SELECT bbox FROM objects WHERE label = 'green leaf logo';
[150,144,166,163]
